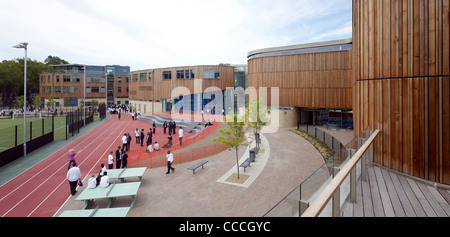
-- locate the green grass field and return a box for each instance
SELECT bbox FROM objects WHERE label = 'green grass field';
[0,116,67,152]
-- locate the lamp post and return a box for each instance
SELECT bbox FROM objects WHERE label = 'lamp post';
[13,42,28,157]
[83,65,86,126]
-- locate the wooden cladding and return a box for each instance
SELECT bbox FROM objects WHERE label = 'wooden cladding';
[353,0,450,80]
[353,0,450,184]
[247,50,353,109]
[129,66,234,101]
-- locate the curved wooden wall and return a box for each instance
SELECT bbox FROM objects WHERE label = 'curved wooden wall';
[353,0,450,184]
[247,50,353,109]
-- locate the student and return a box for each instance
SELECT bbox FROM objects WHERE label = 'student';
[146,143,153,153]
[153,121,156,134]
[67,163,82,195]
[163,121,168,134]
[99,172,110,188]
[162,135,173,149]
[67,149,78,170]
[166,151,175,174]
[115,146,122,169]
[154,141,160,151]
[140,129,145,147]
[122,133,128,152]
[87,175,97,189]
[135,128,140,144]
[178,127,184,146]
[122,151,128,168]
[100,163,106,175]
[108,151,114,169]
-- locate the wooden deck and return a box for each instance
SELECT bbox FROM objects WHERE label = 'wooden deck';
[342,165,450,217]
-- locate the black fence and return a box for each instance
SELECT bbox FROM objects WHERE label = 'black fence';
[0,109,102,167]
[0,116,55,167]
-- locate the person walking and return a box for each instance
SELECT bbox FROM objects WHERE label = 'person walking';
[67,162,82,196]
[166,151,175,174]
[67,149,78,170]
[178,127,184,146]
[122,133,128,152]
[108,151,114,169]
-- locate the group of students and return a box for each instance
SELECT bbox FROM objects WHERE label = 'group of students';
[86,164,110,189]
[66,149,118,195]
[109,146,128,170]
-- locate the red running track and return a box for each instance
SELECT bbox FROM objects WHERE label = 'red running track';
[0,113,179,217]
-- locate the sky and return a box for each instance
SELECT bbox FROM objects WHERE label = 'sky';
[0,0,352,71]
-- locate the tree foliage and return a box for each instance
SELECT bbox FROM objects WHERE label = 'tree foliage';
[0,56,68,108]
[44,55,69,65]
[212,114,249,179]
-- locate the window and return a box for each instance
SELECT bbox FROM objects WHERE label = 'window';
[204,69,220,79]
[71,76,80,82]
[148,72,152,80]
[40,76,46,82]
[86,87,91,93]
[126,77,129,83]
[56,75,60,82]
[91,87,100,93]
[176,70,185,79]
[140,73,147,81]
[69,98,78,107]
[42,86,51,93]
[55,86,62,93]
[63,75,71,82]
[118,87,122,93]
[185,70,195,79]
[48,76,51,82]
[133,74,138,81]
[118,77,122,83]
[100,87,105,93]
[87,76,105,83]
[163,71,172,80]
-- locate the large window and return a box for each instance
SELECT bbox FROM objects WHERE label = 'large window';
[163,71,172,80]
[87,76,105,83]
[204,69,220,79]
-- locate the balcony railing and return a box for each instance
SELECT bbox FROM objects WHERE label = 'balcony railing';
[263,129,380,217]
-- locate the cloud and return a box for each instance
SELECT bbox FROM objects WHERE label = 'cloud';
[308,21,353,42]
[0,0,352,70]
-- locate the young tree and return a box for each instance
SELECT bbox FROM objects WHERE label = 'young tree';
[45,95,56,110]
[245,97,270,149]
[212,114,249,179]
[33,95,42,109]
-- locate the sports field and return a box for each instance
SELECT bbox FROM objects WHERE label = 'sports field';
[0,117,67,152]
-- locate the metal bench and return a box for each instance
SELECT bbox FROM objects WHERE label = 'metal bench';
[76,182,141,209]
[59,207,131,217]
[105,167,146,183]
[240,153,256,172]
[187,160,208,174]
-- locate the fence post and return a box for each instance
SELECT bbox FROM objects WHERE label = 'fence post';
[15,125,18,147]
[350,166,356,203]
